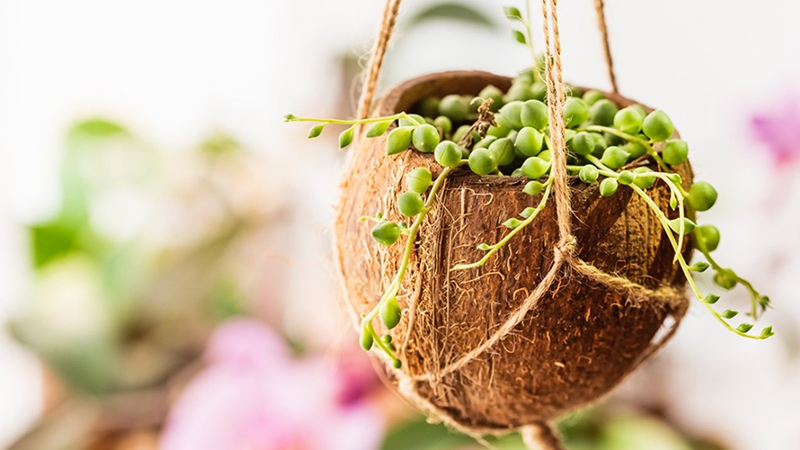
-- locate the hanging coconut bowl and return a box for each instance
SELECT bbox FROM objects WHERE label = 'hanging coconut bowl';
[334,70,692,431]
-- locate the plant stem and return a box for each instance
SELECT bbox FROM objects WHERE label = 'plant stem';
[524,0,536,66]
[627,183,768,339]
[574,158,768,339]
[360,166,456,362]
[285,112,421,126]
[700,249,768,319]
[452,175,554,271]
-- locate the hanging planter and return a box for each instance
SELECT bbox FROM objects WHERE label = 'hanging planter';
[333,70,693,431]
[286,0,772,446]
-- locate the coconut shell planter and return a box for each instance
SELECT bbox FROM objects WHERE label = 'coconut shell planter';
[285,0,772,446]
[335,70,694,431]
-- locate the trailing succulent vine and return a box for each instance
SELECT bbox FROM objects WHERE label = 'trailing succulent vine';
[285,3,772,366]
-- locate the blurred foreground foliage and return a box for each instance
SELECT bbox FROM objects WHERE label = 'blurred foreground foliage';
[381,407,726,450]
[7,118,282,449]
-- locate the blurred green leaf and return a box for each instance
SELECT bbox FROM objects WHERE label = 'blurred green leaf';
[407,3,495,30]
[381,415,473,450]
[29,222,81,268]
[209,277,247,320]
[68,118,128,139]
[200,132,242,157]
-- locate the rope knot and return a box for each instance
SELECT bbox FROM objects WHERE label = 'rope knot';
[555,234,577,259]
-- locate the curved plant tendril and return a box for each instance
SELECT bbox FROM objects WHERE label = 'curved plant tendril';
[360,165,455,365]
[568,156,773,340]
[452,175,553,271]
[287,98,497,364]
[699,249,771,320]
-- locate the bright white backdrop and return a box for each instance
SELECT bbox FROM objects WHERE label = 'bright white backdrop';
[1,0,799,447]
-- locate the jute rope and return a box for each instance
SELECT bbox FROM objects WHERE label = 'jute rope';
[345,0,686,448]
[593,0,619,93]
[356,0,403,121]
[540,0,573,251]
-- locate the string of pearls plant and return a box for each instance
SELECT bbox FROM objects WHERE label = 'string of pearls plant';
[285,3,772,365]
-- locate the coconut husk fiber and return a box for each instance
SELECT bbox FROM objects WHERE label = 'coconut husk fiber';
[333,71,692,433]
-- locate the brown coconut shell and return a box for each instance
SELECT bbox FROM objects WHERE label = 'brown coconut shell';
[334,71,692,431]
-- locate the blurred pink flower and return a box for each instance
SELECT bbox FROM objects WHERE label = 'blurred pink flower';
[160,319,384,450]
[751,95,800,165]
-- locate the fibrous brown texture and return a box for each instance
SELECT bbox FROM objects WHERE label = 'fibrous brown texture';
[334,71,692,432]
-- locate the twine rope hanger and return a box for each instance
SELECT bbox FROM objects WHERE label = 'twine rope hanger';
[346,0,686,449]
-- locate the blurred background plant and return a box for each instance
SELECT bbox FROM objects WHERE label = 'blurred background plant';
[1,0,799,449]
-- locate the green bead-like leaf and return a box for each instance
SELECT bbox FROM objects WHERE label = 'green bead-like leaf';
[570,131,594,156]
[380,297,402,329]
[563,97,589,128]
[412,124,440,153]
[702,294,721,304]
[613,107,644,134]
[520,206,536,218]
[688,261,710,272]
[371,220,401,246]
[721,309,738,319]
[760,326,774,338]
[599,178,618,197]
[600,146,630,170]
[360,326,374,350]
[589,99,619,127]
[477,243,491,251]
[737,323,754,333]
[439,95,469,121]
[512,30,526,44]
[489,137,515,166]
[504,6,522,20]
[579,165,599,184]
[479,85,505,112]
[642,109,675,142]
[667,218,697,235]
[714,269,738,290]
[624,140,648,159]
[398,114,425,127]
[468,148,497,175]
[433,116,453,136]
[397,192,424,217]
[503,218,523,229]
[694,224,721,252]
[339,126,355,149]
[387,126,414,155]
[499,101,525,130]
[632,167,656,189]
[435,141,463,167]
[582,90,605,105]
[618,170,635,185]
[307,123,325,139]
[523,180,544,196]
[406,167,433,194]
[366,120,392,138]
[521,100,548,130]
[515,127,544,157]
[662,139,689,165]
[688,181,718,212]
[520,156,550,179]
